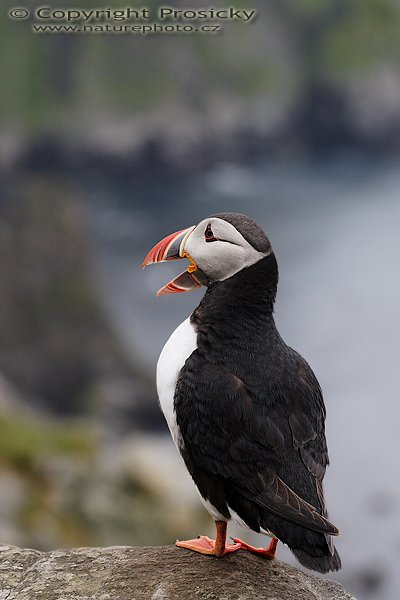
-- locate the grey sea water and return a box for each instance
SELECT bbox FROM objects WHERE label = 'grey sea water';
[87,157,400,600]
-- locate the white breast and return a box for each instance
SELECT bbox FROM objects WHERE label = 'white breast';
[157,317,228,523]
[156,317,197,449]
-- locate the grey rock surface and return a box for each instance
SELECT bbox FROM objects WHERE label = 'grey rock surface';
[0,544,356,600]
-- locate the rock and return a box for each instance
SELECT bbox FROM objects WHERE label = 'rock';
[0,373,31,416]
[0,177,156,429]
[0,544,356,600]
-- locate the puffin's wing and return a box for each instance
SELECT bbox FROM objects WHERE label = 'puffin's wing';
[287,352,329,476]
[175,358,338,536]
[236,468,338,535]
[289,411,328,481]
[286,352,333,522]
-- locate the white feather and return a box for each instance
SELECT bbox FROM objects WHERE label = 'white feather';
[199,495,228,522]
[156,317,197,449]
[229,507,274,537]
[157,317,229,522]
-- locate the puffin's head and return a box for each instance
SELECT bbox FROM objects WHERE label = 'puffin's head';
[142,213,272,296]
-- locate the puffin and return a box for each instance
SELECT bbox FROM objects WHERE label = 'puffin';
[142,212,341,573]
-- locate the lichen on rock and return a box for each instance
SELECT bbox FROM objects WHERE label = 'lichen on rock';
[0,544,356,600]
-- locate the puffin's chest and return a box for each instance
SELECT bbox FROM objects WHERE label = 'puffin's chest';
[156,317,197,447]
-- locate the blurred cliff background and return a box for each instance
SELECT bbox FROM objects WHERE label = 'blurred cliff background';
[1,1,400,598]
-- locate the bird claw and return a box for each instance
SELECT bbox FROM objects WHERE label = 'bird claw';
[232,537,278,559]
[176,535,241,556]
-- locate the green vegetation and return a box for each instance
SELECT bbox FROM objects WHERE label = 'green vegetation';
[2,0,400,132]
[0,412,207,550]
[0,415,93,472]
[0,412,98,548]
[274,0,400,77]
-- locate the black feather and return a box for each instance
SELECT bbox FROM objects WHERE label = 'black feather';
[174,253,341,573]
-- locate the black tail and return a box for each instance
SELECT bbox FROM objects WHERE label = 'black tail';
[253,505,342,573]
[293,545,341,574]
[225,487,341,573]
[261,512,341,573]
[258,511,341,573]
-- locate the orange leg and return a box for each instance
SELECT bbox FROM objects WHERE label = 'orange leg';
[176,521,241,557]
[232,536,278,559]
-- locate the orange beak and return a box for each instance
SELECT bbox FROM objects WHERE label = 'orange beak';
[142,226,201,296]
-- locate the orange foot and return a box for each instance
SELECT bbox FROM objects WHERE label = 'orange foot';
[176,535,241,557]
[233,537,278,559]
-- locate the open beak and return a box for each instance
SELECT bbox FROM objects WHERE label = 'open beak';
[142,226,201,296]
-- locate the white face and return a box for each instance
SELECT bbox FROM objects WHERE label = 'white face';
[183,217,269,283]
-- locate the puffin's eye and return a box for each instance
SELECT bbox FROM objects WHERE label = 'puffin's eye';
[205,224,217,242]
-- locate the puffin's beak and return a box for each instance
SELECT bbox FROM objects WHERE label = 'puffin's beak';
[142,226,201,296]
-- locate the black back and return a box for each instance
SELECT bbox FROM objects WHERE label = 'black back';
[174,254,341,573]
